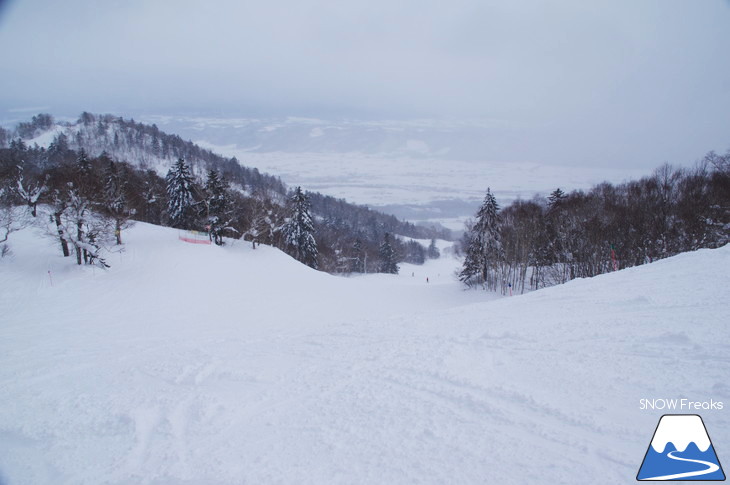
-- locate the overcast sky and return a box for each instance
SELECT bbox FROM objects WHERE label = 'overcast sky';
[0,0,729,168]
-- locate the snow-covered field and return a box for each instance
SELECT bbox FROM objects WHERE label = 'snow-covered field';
[1,222,728,484]
[194,147,647,230]
[195,146,645,231]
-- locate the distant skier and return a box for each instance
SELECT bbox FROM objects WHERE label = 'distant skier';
[426,277,429,283]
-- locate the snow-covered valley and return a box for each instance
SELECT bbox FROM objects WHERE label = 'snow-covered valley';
[136,115,648,230]
[1,221,728,484]
[3,113,650,232]
[2,0,729,482]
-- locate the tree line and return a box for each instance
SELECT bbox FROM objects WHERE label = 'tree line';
[0,115,446,272]
[459,152,730,294]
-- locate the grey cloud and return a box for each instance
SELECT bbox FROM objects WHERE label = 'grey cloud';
[0,0,728,168]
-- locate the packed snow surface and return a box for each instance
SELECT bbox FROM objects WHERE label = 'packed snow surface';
[1,222,728,484]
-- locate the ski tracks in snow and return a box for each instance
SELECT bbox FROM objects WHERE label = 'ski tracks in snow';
[2,231,728,484]
[231,318,622,483]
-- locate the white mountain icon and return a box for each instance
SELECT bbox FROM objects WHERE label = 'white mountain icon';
[637,414,725,481]
[651,415,712,453]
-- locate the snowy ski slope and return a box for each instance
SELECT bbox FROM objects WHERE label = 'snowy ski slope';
[0,222,728,484]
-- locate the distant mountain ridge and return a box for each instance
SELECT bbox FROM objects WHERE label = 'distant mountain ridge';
[6,112,449,239]
[0,112,450,273]
[13,112,286,195]
[138,115,501,160]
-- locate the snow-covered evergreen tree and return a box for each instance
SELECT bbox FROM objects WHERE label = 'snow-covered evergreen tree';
[103,160,131,245]
[427,238,440,259]
[459,228,484,286]
[547,188,565,209]
[378,232,399,274]
[459,188,502,290]
[204,169,230,245]
[544,187,570,278]
[403,240,425,264]
[77,149,91,175]
[103,161,122,206]
[351,238,365,273]
[47,133,69,161]
[165,158,196,228]
[281,186,318,268]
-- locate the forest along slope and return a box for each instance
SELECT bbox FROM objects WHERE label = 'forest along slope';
[0,222,728,484]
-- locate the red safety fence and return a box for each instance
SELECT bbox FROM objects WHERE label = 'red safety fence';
[179,230,211,245]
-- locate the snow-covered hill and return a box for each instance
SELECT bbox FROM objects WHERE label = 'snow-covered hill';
[0,222,728,484]
[19,114,246,182]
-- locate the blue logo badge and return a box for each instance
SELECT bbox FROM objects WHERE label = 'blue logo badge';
[637,414,725,481]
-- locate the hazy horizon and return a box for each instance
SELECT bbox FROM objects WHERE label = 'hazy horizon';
[1,0,729,170]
